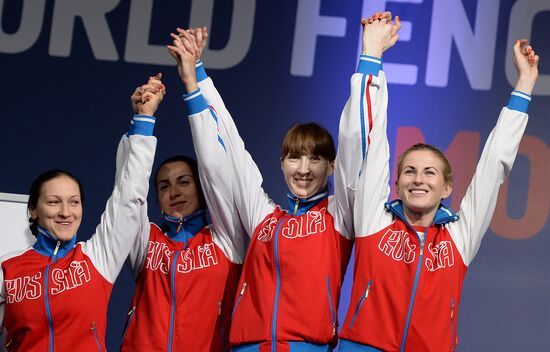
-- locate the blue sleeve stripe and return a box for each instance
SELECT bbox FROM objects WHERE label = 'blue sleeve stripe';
[217,135,226,151]
[130,114,156,136]
[183,89,209,115]
[208,107,226,151]
[357,55,382,76]
[183,89,202,101]
[196,60,208,82]
[360,75,367,160]
[134,116,156,124]
[507,93,530,113]
[360,55,382,65]
[511,90,531,101]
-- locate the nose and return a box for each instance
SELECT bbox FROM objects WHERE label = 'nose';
[169,185,181,200]
[60,203,71,217]
[297,156,310,174]
[413,172,424,185]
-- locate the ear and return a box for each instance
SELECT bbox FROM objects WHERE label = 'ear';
[441,182,453,200]
[326,160,335,177]
[394,181,400,196]
[29,207,38,223]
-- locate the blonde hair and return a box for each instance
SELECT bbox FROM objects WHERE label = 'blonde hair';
[396,143,453,186]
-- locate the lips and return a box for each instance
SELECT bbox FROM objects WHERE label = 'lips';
[55,220,73,228]
[170,201,186,207]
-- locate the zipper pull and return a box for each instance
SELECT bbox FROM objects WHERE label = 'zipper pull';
[240,282,248,295]
[128,305,136,316]
[293,198,299,214]
[332,322,336,336]
[365,280,373,298]
[176,219,183,233]
[53,241,61,256]
[89,321,97,332]
[218,302,222,316]
[451,298,455,319]
[6,339,12,348]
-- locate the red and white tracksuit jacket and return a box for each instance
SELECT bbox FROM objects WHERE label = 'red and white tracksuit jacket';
[0,116,157,352]
[120,211,246,351]
[183,57,386,350]
[338,82,531,352]
[120,62,249,352]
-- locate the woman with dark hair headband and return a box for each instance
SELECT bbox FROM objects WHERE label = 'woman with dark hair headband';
[120,149,247,351]
[0,75,162,351]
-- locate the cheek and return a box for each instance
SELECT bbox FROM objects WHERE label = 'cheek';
[158,193,170,209]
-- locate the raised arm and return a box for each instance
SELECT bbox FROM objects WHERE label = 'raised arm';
[449,40,539,265]
[168,29,274,241]
[83,76,163,282]
[346,14,400,238]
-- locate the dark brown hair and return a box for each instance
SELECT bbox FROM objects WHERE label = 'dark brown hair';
[27,170,84,236]
[154,155,206,210]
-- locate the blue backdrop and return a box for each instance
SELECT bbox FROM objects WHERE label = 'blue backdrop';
[1,0,549,350]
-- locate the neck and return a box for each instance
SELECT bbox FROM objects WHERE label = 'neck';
[402,207,437,227]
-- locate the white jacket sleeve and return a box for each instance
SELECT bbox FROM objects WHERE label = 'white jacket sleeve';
[344,57,393,238]
[83,116,157,283]
[448,92,530,266]
[333,56,390,239]
[183,86,249,263]
[193,61,275,238]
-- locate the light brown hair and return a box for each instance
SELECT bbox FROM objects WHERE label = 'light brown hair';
[280,122,336,161]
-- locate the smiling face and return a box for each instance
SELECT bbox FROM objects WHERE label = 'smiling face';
[282,153,334,198]
[156,161,200,219]
[396,149,453,225]
[30,176,83,241]
[279,122,336,199]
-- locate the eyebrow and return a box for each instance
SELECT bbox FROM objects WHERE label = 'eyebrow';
[403,166,439,171]
[157,174,192,185]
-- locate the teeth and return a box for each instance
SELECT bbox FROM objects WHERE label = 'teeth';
[411,190,427,194]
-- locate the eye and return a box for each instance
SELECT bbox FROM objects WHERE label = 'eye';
[179,180,190,186]
[425,170,436,176]
[310,155,321,161]
[159,185,169,192]
[47,200,60,205]
[404,169,414,175]
[70,200,81,206]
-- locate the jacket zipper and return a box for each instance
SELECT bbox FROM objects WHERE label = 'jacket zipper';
[271,219,287,352]
[325,276,337,336]
[349,279,373,329]
[6,338,13,350]
[44,240,60,352]
[218,302,228,352]
[121,305,137,342]
[231,282,247,317]
[293,198,300,214]
[399,230,425,352]
[167,250,180,352]
[89,322,103,351]
[451,297,457,351]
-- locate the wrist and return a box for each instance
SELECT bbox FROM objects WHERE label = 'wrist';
[515,76,536,96]
[361,49,382,58]
[184,81,199,94]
